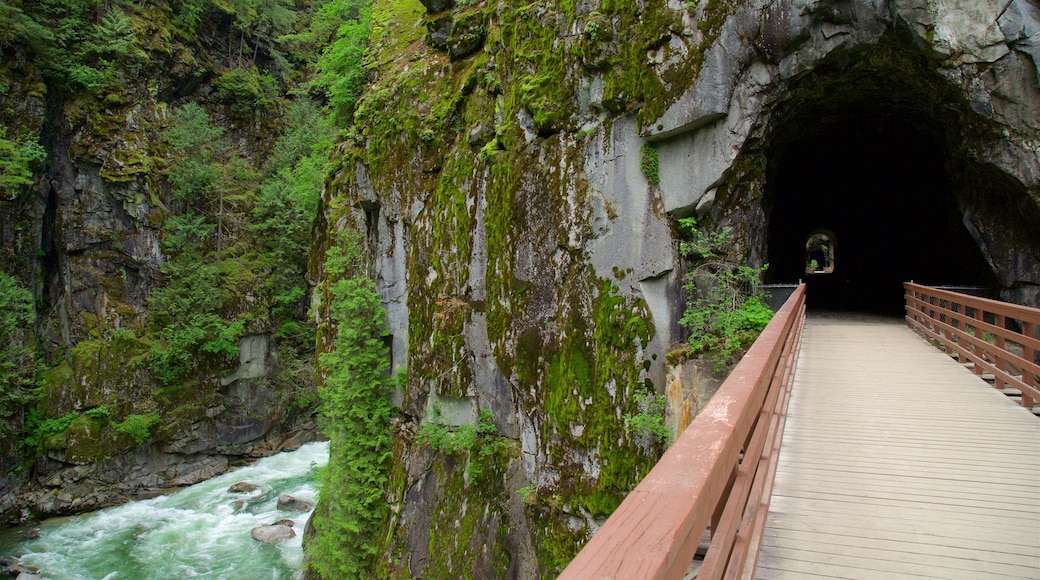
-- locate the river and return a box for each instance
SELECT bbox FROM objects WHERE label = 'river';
[0,440,329,580]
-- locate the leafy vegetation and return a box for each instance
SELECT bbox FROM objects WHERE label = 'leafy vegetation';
[419,408,510,478]
[307,229,395,580]
[113,413,160,443]
[21,410,77,452]
[148,213,244,385]
[624,391,670,444]
[0,127,46,195]
[308,0,372,126]
[678,218,772,369]
[216,67,278,118]
[640,144,660,186]
[0,0,143,91]
[0,272,35,440]
[253,98,331,346]
[517,481,536,503]
[152,94,329,387]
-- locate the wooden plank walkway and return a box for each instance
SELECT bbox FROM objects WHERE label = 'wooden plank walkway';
[757,314,1040,580]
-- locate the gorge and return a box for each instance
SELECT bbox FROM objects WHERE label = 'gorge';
[1,0,1038,578]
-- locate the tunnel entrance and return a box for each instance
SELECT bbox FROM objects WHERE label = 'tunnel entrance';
[762,40,998,315]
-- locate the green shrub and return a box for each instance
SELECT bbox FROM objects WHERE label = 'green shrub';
[310,0,371,125]
[0,127,46,195]
[114,414,160,444]
[678,217,772,369]
[0,271,36,439]
[84,406,110,420]
[624,392,670,443]
[640,144,659,186]
[216,67,278,118]
[22,410,78,451]
[418,409,507,479]
[148,215,244,385]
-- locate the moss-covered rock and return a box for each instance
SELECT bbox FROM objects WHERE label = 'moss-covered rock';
[309,0,1040,576]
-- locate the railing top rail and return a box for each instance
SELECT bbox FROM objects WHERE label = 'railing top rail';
[559,284,806,579]
[905,282,1040,324]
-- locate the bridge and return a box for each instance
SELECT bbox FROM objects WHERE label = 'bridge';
[560,283,1040,579]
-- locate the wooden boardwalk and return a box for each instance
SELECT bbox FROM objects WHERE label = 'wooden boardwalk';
[757,314,1040,579]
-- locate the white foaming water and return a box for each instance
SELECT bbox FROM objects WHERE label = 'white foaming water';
[0,441,329,580]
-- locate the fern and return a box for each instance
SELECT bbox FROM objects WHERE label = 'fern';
[308,230,395,579]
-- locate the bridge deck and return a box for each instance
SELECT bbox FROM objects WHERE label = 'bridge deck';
[757,314,1040,579]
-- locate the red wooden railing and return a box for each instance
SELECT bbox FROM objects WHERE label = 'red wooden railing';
[560,284,806,580]
[905,283,1040,410]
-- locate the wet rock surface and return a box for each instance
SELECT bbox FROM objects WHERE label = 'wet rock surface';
[276,494,313,512]
[228,482,260,493]
[251,523,296,544]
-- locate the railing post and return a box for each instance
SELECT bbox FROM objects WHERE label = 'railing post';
[992,313,1006,390]
[1023,321,1036,409]
[969,305,983,377]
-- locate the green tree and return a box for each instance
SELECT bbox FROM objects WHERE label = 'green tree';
[0,126,46,196]
[0,1,54,59]
[307,230,394,579]
[19,0,143,91]
[148,215,244,385]
[166,103,226,206]
[165,102,257,269]
[0,271,36,440]
[171,0,213,39]
[253,99,330,341]
[311,0,371,125]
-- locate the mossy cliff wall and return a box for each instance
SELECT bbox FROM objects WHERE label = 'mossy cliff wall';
[315,0,1040,577]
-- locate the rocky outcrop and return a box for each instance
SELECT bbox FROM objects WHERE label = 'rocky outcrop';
[24,416,320,516]
[309,0,1040,577]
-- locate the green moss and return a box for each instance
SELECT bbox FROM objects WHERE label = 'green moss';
[406,149,480,397]
[499,5,574,136]
[483,158,518,364]
[591,0,739,128]
[530,508,585,575]
[65,414,116,463]
[343,1,685,575]
[510,277,659,571]
[371,0,425,59]
[640,144,659,186]
[424,433,514,578]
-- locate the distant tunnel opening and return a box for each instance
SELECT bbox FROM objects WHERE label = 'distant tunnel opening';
[761,39,999,315]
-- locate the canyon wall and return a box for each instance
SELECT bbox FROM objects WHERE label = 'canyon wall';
[311,0,1039,576]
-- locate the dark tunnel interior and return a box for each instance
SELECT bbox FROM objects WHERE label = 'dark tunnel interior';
[765,111,996,315]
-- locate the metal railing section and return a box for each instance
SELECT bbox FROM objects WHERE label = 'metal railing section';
[559,284,807,580]
[905,282,1040,411]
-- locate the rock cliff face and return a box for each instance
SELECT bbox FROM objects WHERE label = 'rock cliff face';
[0,2,321,522]
[313,0,1039,577]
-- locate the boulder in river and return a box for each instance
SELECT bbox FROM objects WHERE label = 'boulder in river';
[276,494,313,511]
[228,482,260,493]
[251,523,295,543]
[1,556,40,578]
